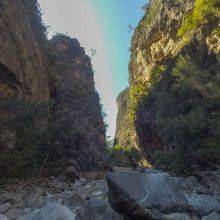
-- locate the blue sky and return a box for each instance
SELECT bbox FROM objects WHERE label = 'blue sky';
[38,0,147,137]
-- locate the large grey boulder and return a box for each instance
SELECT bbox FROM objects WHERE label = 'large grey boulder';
[19,203,76,220]
[186,194,220,216]
[106,170,188,219]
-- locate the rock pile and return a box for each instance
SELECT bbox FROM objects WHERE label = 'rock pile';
[0,168,219,219]
[0,177,122,220]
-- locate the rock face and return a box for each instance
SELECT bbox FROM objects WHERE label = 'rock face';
[0,0,107,178]
[115,0,220,173]
[114,88,131,147]
[45,35,107,176]
[107,168,220,219]
[0,0,49,102]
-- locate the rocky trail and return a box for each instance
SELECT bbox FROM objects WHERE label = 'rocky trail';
[0,175,123,220]
[0,167,220,220]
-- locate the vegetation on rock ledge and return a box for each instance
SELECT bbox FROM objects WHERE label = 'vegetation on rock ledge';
[178,0,220,46]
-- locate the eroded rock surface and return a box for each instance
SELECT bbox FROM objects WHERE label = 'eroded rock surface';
[107,168,220,220]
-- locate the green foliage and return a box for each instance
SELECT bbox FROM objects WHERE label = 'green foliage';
[108,144,141,167]
[106,137,114,148]
[100,102,108,130]
[128,81,148,125]
[143,1,160,27]
[128,66,165,125]
[142,55,220,174]
[0,94,99,178]
[172,55,220,98]
[23,0,48,49]
[1,97,48,129]
[211,27,220,37]
[149,65,166,86]
[0,97,49,178]
[135,1,161,32]
[178,0,219,37]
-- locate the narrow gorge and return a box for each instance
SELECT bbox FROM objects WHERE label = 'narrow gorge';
[0,0,219,220]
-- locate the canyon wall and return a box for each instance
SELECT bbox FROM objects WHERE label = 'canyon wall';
[47,35,107,176]
[0,0,107,178]
[115,0,220,173]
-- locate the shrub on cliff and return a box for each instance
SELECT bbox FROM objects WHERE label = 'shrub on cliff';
[0,97,49,178]
[108,144,141,167]
[129,81,148,126]
[178,0,219,43]
[143,55,220,174]
[128,66,165,125]
[24,0,48,49]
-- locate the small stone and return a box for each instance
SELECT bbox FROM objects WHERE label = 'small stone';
[69,193,84,205]
[73,207,81,214]
[79,178,87,186]
[71,181,82,190]
[85,195,91,200]
[63,166,79,180]
[23,208,32,215]
[85,185,91,189]
[1,192,22,204]
[0,203,11,214]
[194,185,211,195]
[162,213,191,220]
[186,194,220,216]
[187,176,198,183]
[55,183,64,191]
[57,175,68,182]
[45,193,53,200]
[63,182,71,191]
[0,214,9,220]
[144,168,163,174]
[5,208,23,220]
[202,212,220,220]
[26,194,44,209]
[17,189,29,201]
[92,191,103,197]
[76,197,123,220]
[19,202,76,220]
[57,198,63,204]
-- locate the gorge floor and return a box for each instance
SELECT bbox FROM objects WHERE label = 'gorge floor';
[0,167,220,220]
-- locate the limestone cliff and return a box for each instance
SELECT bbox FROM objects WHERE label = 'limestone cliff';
[114,88,131,147]
[46,35,107,176]
[0,0,107,178]
[0,0,49,101]
[115,0,220,173]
